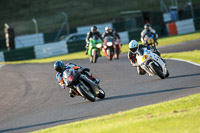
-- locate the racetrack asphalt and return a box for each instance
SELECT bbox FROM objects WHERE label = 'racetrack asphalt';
[0,39,200,133]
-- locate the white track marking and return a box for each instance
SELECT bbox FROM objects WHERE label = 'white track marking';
[166,58,200,67]
[0,64,6,69]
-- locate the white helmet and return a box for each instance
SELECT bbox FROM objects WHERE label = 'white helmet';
[105,26,112,33]
[129,40,138,52]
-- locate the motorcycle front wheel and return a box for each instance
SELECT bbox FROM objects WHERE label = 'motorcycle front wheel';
[77,84,96,102]
[107,48,113,61]
[150,63,165,79]
[92,49,98,63]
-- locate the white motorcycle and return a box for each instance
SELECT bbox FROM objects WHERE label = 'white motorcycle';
[136,46,169,79]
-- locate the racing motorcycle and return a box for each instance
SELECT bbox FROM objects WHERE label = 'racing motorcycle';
[136,46,169,79]
[63,66,105,102]
[88,36,102,63]
[143,33,160,56]
[103,36,118,61]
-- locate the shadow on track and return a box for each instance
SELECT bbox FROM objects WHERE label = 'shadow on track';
[0,115,93,133]
[168,73,200,79]
[103,85,200,101]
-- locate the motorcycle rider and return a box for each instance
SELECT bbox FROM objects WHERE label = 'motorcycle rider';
[127,40,148,67]
[102,26,115,39]
[141,23,161,56]
[54,61,100,98]
[85,26,103,55]
[140,23,158,45]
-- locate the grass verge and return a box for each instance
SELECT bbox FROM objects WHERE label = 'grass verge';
[162,50,200,64]
[0,31,200,65]
[31,93,200,133]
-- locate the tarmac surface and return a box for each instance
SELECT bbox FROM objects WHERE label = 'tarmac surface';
[0,39,200,133]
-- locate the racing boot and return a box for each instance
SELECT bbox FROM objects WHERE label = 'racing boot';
[69,88,77,98]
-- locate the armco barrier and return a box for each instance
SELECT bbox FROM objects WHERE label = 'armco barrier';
[0,52,4,62]
[3,47,35,61]
[167,19,196,36]
[119,31,129,44]
[67,40,85,53]
[176,19,195,35]
[34,42,68,59]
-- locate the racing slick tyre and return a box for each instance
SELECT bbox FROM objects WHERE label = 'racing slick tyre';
[137,66,146,75]
[115,49,119,60]
[92,50,97,63]
[150,63,165,79]
[107,49,113,61]
[97,87,105,99]
[165,70,170,78]
[90,56,93,63]
[77,84,95,102]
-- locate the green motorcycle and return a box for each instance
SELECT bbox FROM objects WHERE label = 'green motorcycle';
[88,36,102,63]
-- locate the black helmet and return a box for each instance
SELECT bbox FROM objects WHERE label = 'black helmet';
[91,26,97,32]
[144,24,151,31]
[54,61,64,73]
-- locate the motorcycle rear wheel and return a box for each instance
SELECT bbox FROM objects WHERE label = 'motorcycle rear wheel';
[115,49,119,60]
[97,88,105,99]
[77,84,96,102]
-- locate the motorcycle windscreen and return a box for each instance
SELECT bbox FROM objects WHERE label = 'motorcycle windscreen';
[104,36,114,42]
[136,48,145,56]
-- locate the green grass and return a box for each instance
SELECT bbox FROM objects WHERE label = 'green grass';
[1,31,200,65]
[31,93,200,133]
[162,50,200,64]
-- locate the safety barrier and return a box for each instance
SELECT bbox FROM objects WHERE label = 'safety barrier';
[167,18,195,35]
[0,52,4,62]
[3,47,35,61]
[34,42,68,59]
[67,40,85,53]
[15,33,44,48]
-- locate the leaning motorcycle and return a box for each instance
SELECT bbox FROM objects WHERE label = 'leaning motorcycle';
[63,66,105,102]
[88,37,102,63]
[136,47,169,79]
[102,36,115,61]
[143,34,160,56]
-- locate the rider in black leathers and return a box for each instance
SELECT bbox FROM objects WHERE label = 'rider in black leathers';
[54,61,100,98]
[102,26,115,39]
[85,26,103,55]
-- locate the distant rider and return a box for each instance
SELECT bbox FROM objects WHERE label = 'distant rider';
[54,61,100,98]
[127,40,148,67]
[140,23,158,45]
[102,26,115,39]
[85,26,103,55]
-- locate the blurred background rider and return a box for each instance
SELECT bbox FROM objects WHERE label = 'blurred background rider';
[85,26,103,55]
[140,23,158,45]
